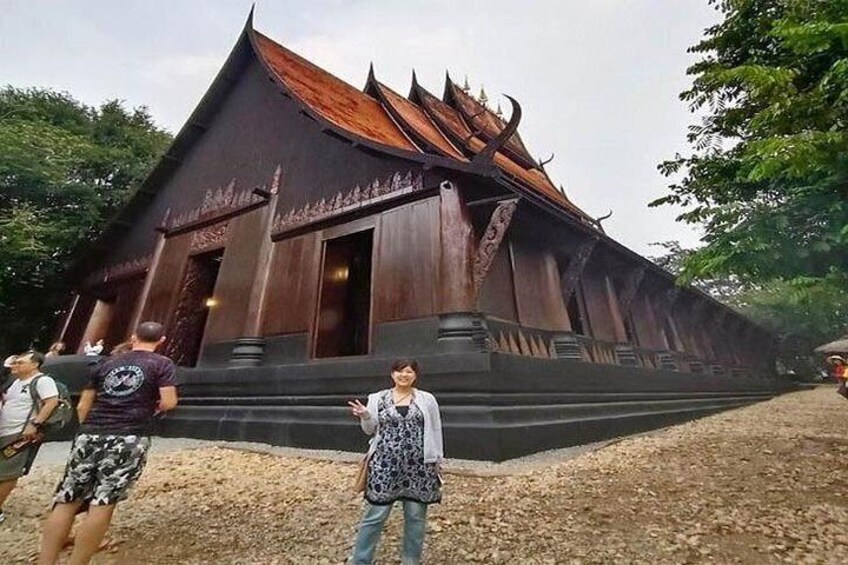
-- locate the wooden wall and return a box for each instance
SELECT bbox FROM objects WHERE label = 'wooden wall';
[140,233,192,325]
[372,197,441,323]
[261,233,321,336]
[580,265,624,343]
[509,237,570,332]
[478,244,518,322]
[204,208,267,343]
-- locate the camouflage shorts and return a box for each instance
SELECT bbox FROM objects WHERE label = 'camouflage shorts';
[53,434,151,507]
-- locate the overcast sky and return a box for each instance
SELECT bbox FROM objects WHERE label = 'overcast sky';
[1,0,719,257]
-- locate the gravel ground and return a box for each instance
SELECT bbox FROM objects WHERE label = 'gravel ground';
[2,386,847,564]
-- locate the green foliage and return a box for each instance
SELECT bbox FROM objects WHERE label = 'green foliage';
[650,240,848,377]
[0,87,171,352]
[654,0,848,283]
[734,275,848,376]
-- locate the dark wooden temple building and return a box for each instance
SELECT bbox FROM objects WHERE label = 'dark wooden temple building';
[51,12,786,460]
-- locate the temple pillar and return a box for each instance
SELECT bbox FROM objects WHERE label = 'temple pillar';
[129,210,171,331]
[438,181,476,313]
[229,166,281,367]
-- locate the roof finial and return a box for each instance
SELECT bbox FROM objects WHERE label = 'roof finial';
[479,86,488,107]
[463,76,471,93]
[495,102,503,118]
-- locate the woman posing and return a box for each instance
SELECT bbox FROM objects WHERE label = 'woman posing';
[348,359,444,565]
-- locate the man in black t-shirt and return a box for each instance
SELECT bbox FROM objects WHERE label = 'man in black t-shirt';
[38,322,178,565]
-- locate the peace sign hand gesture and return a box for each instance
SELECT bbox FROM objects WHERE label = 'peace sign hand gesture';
[347,399,369,420]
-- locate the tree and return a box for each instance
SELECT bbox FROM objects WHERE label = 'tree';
[0,87,171,353]
[653,0,848,283]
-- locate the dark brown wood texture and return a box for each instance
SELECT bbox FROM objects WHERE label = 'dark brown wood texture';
[629,290,666,350]
[261,233,321,335]
[102,60,416,268]
[59,295,95,353]
[78,300,114,353]
[373,197,441,323]
[163,253,220,366]
[509,238,570,332]
[314,230,373,357]
[101,276,146,349]
[478,244,518,322]
[670,299,702,357]
[580,265,621,342]
[140,233,192,326]
[472,198,518,297]
[204,209,266,343]
[439,184,475,312]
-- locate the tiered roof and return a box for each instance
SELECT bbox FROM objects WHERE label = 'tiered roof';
[248,19,593,224]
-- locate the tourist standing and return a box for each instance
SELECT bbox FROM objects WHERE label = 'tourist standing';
[45,342,66,359]
[38,322,178,564]
[347,359,443,565]
[0,351,60,524]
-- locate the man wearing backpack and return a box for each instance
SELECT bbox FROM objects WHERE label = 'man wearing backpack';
[38,321,178,565]
[0,350,60,524]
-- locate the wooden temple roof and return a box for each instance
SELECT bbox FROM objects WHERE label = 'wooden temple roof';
[253,32,417,151]
[443,77,538,170]
[371,80,467,161]
[249,20,593,224]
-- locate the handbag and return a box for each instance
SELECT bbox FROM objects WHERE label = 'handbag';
[354,454,369,493]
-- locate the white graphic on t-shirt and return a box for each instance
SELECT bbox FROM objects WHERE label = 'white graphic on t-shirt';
[103,365,145,397]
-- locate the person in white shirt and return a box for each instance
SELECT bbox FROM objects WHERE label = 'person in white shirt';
[83,339,105,356]
[0,351,59,524]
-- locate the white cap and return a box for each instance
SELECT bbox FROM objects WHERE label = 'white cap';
[3,355,17,368]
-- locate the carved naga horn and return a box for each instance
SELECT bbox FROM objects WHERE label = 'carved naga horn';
[472,95,522,167]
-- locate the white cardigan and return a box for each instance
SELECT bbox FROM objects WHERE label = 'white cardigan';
[360,388,444,464]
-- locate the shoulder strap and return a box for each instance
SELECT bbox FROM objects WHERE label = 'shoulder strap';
[25,374,44,424]
[29,375,43,403]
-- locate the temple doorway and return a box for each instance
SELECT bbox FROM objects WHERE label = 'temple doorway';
[164,250,223,366]
[314,230,373,358]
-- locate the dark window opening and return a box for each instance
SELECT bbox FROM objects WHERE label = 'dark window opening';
[314,230,373,358]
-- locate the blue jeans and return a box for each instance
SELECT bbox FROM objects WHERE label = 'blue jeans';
[351,500,428,564]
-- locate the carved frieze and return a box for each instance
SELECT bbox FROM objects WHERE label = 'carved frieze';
[190,221,230,254]
[84,255,152,287]
[272,170,424,234]
[168,166,281,232]
[472,198,519,295]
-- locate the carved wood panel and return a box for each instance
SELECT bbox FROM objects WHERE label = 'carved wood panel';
[272,170,424,235]
[190,221,229,254]
[472,198,519,295]
[163,256,218,366]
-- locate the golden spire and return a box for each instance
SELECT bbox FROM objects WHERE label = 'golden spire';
[479,86,488,107]
[462,76,471,93]
[495,102,503,118]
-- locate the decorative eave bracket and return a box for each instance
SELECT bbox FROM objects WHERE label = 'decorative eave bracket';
[618,265,646,318]
[560,236,599,304]
[472,197,520,296]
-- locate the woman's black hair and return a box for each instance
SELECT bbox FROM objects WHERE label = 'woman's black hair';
[390,359,420,374]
